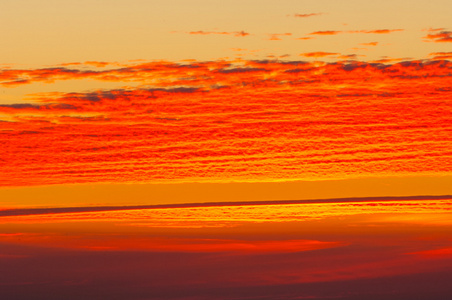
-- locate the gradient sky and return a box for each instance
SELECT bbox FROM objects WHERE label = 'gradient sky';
[1,1,452,299]
[1,0,452,205]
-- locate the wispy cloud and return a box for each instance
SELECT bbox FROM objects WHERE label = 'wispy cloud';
[429,52,452,59]
[352,29,404,34]
[299,51,339,57]
[188,30,250,37]
[267,33,292,40]
[309,30,341,36]
[2,196,450,217]
[292,13,324,18]
[309,29,404,36]
[423,29,452,43]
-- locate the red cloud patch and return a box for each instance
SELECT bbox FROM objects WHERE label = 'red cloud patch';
[2,59,452,186]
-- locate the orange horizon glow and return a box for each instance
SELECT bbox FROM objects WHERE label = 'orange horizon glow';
[2,198,452,290]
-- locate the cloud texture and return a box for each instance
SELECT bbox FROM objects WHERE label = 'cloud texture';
[1,59,452,186]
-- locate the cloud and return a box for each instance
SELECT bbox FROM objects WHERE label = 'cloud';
[337,54,365,60]
[2,195,449,217]
[429,52,452,59]
[299,52,339,58]
[215,67,267,74]
[0,103,78,111]
[370,56,408,63]
[360,42,379,46]
[410,247,452,258]
[309,29,404,36]
[352,29,404,34]
[267,33,292,40]
[84,61,111,68]
[293,13,324,18]
[309,30,341,35]
[188,30,250,37]
[424,30,452,43]
[2,59,452,186]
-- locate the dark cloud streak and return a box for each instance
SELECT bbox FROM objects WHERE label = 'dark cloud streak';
[1,195,450,217]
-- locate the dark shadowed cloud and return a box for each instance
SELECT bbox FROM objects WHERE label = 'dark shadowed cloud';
[1,195,450,217]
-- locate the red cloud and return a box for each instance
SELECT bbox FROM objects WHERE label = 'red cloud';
[299,52,339,57]
[353,29,403,34]
[2,59,452,186]
[424,30,452,43]
[84,61,110,67]
[429,52,452,59]
[309,29,403,36]
[267,33,292,40]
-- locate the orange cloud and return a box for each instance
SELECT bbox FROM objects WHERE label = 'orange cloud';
[188,30,249,37]
[338,54,365,60]
[267,33,292,40]
[424,30,452,43]
[352,29,404,34]
[293,13,324,18]
[370,57,407,63]
[1,59,452,186]
[360,42,379,46]
[410,247,452,258]
[309,29,404,36]
[429,52,452,59]
[299,51,339,57]
[84,61,111,67]
[309,30,341,35]
[0,231,343,253]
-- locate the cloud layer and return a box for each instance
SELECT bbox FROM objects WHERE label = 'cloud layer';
[1,59,452,186]
[424,29,452,43]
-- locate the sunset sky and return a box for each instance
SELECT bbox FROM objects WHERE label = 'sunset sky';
[1,1,452,299]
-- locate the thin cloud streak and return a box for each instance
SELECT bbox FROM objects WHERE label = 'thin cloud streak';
[423,30,452,43]
[188,30,250,37]
[267,33,292,40]
[1,196,451,217]
[299,51,339,57]
[309,29,404,35]
[293,13,324,18]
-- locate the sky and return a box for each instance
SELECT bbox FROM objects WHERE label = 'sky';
[1,1,452,299]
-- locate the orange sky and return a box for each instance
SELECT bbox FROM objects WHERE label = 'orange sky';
[1,1,452,299]
[0,0,450,211]
[2,198,452,299]
[1,59,451,204]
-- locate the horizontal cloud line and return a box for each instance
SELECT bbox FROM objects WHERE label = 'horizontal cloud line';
[1,195,451,217]
[292,13,324,18]
[187,30,249,37]
[309,29,404,35]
